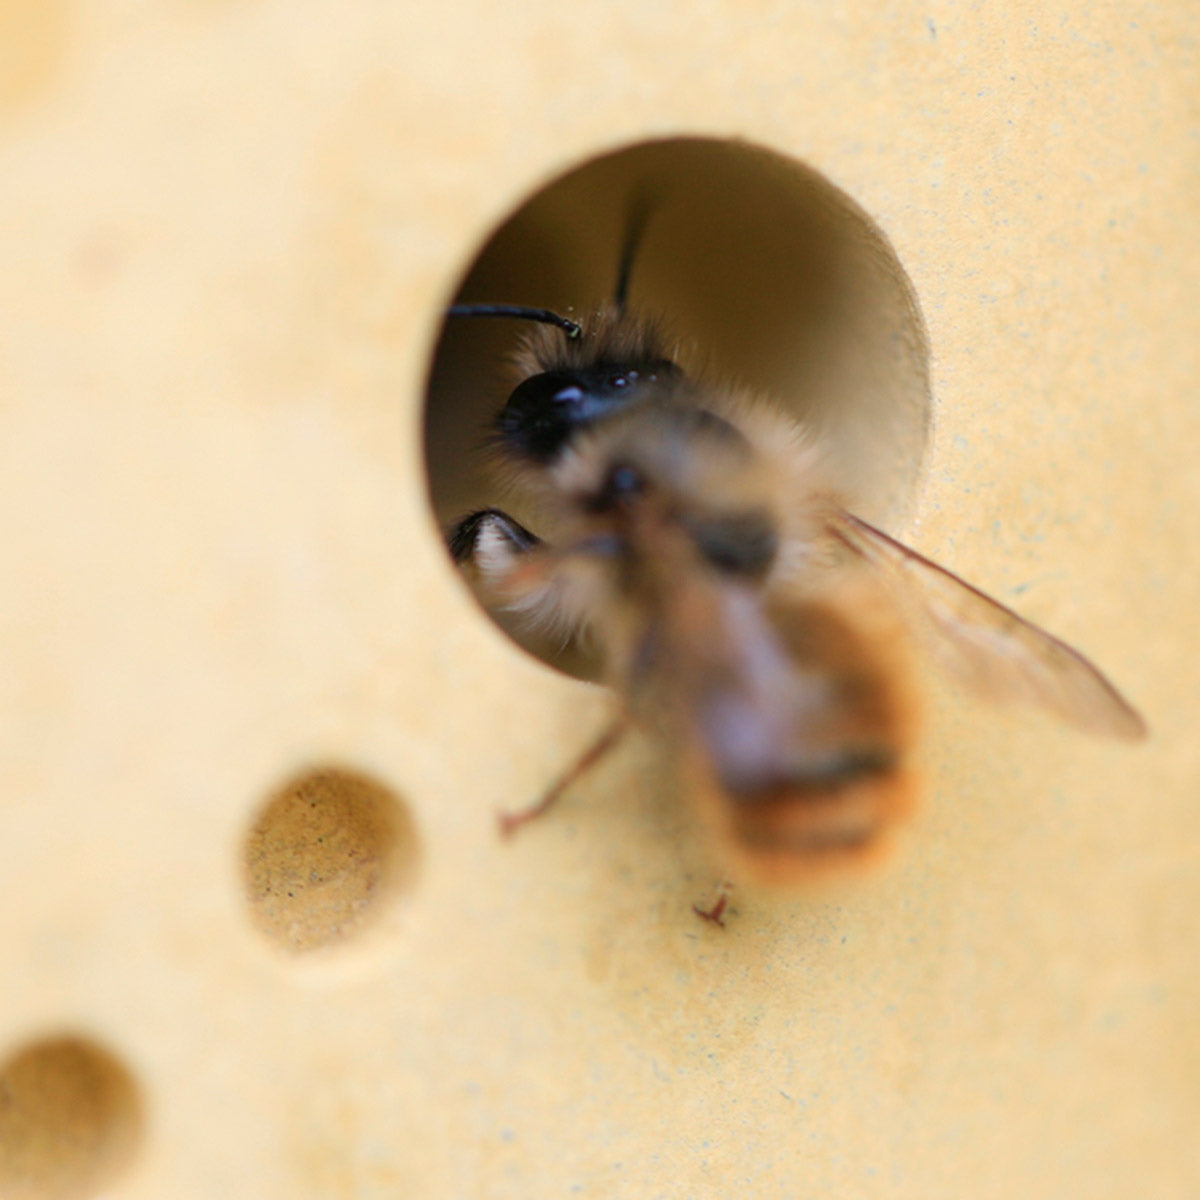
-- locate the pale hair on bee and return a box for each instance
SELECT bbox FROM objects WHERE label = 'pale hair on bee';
[446,209,1146,885]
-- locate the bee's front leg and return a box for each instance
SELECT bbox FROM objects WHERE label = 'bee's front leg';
[449,507,543,573]
[448,508,625,836]
[447,506,550,615]
[447,507,589,644]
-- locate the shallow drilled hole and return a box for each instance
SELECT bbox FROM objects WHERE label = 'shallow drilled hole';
[243,765,418,953]
[0,1034,143,1200]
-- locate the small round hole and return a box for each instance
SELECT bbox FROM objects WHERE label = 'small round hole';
[0,1034,143,1200]
[424,135,930,670]
[242,766,418,954]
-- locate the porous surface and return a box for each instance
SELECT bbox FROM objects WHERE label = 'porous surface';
[1,2,1196,1196]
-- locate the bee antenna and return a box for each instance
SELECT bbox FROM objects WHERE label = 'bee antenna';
[447,303,582,340]
[613,192,657,314]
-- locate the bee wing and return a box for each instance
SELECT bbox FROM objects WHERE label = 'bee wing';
[827,509,1146,740]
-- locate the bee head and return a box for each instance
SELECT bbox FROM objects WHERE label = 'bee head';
[447,299,683,467]
[496,359,681,465]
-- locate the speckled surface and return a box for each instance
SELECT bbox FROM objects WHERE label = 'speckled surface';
[0,2,1196,1196]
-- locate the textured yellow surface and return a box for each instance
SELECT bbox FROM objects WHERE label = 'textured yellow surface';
[1,2,1197,1196]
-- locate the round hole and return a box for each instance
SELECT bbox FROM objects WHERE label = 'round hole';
[424,135,931,671]
[242,766,418,954]
[0,1034,143,1200]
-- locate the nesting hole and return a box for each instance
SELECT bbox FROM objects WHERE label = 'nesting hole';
[424,136,930,669]
[243,766,418,954]
[0,1034,143,1200]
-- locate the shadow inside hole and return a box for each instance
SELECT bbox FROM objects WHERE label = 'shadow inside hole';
[425,135,931,672]
[0,1034,144,1200]
[243,766,418,954]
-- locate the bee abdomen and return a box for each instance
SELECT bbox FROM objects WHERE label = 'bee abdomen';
[718,745,917,869]
[722,745,898,804]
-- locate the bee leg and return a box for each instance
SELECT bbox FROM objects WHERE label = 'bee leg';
[498,717,629,838]
[448,507,542,571]
[449,507,554,615]
[450,509,626,835]
[449,508,599,642]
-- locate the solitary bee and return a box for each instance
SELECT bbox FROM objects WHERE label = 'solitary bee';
[445,228,1145,881]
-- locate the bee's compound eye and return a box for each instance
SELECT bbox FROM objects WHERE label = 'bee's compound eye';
[496,371,587,463]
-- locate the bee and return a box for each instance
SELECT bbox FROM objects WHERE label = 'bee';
[444,228,1146,882]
